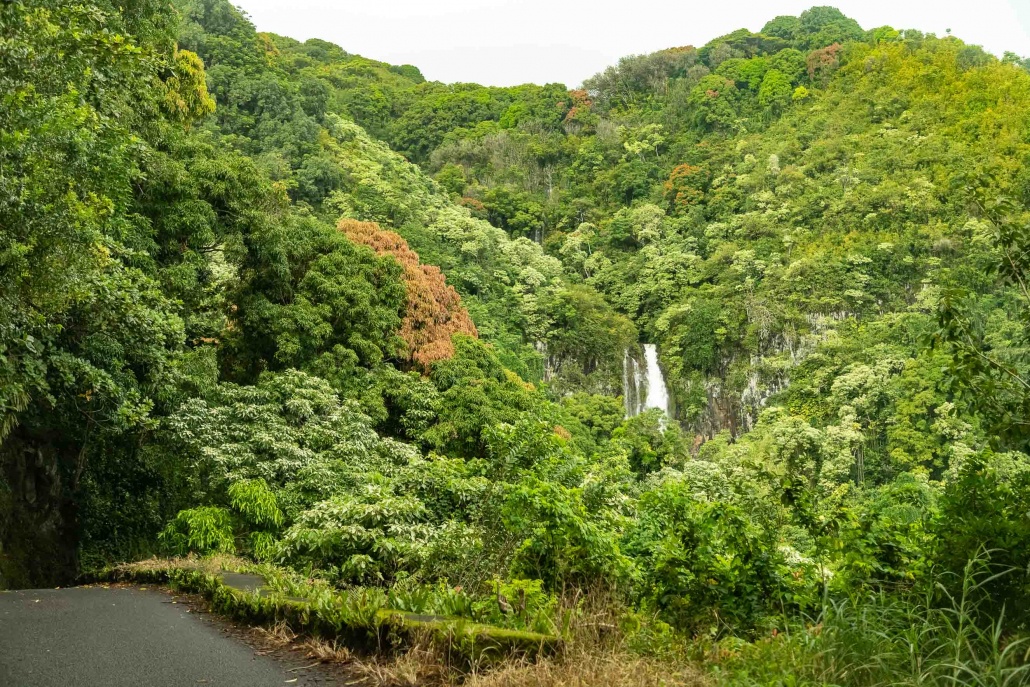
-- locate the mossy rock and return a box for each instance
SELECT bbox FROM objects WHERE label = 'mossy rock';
[219,572,267,593]
[97,559,559,664]
[376,609,559,662]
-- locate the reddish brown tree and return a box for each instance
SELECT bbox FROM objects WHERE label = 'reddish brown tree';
[663,163,709,213]
[807,43,843,84]
[457,196,488,219]
[339,219,478,371]
[563,89,593,123]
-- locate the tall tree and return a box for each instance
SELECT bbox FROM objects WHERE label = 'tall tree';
[339,219,478,371]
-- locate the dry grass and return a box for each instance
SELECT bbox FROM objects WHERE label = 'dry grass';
[352,645,450,687]
[254,620,297,646]
[300,636,352,663]
[345,643,706,687]
[278,620,663,687]
[111,554,251,576]
[453,586,708,687]
[461,652,707,687]
[111,560,706,687]
[254,621,355,664]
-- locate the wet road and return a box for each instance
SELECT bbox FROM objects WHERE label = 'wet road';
[0,586,337,686]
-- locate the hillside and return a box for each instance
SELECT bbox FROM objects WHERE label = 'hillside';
[5,1,1030,685]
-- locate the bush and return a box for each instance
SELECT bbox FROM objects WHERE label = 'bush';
[502,478,633,589]
[276,484,433,584]
[625,480,811,636]
[932,452,1030,629]
[715,561,1030,686]
[830,473,936,591]
[158,507,235,556]
[228,478,283,529]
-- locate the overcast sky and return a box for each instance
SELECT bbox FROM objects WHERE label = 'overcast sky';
[232,0,1030,87]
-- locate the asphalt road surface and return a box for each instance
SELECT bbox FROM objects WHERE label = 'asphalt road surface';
[0,586,340,686]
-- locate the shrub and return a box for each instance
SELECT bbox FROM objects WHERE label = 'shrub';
[830,473,936,591]
[228,478,283,529]
[158,507,235,556]
[624,480,810,636]
[932,452,1030,629]
[276,484,432,584]
[502,478,633,590]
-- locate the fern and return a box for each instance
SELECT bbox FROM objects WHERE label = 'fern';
[158,507,235,556]
[229,478,283,529]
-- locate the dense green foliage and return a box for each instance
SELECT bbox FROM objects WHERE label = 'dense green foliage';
[6,0,1030,683]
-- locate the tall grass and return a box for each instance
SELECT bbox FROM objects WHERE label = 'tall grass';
[715,557,1030,686]
[458,585,706,687]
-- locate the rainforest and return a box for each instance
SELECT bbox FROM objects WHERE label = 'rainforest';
[4,1,1030,684]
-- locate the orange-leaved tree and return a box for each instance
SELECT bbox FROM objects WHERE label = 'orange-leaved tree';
[339,219,478,371]
[806,43,843,85]
[663,163,708,214]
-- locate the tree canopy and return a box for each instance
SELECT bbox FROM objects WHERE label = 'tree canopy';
[6,2,1030,683]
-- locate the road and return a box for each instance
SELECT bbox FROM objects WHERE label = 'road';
[0,586,343,686]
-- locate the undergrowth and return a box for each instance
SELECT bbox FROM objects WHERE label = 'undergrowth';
[712,558,1030,687]
[103,554,1030,686]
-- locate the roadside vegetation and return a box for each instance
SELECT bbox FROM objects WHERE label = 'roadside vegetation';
[5,1,1030,683]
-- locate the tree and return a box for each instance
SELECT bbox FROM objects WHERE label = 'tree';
[689,74,743,131]
[807,43,843,84]
[164,369,392,515]
[769,48,807,82]
[935,197,1030,453]
[339,220,478,371]
[162,48,216,128]
[222,213,406,384]
[425,336,538,458]
[0,0,184,586]
[762,15,801,42]
[481,187,546,238]
[542,286,637,395]
[797,6,864,49]
[664,164,709,213]
[625,479,799,635]
[758,69,793,112]
[434,163,468,196]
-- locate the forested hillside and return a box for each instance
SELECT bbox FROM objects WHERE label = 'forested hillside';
[5,1,1030,684]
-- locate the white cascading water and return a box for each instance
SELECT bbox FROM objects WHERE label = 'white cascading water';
[623,344,670,419]
[642,344,669,415]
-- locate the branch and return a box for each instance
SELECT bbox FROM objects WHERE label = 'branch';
[956,318,1030,393]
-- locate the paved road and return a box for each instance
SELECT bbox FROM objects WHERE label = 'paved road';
[0,586,338,686]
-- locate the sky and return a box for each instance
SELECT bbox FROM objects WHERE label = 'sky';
[232,0,1030,87]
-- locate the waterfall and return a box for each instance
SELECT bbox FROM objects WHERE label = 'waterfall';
[535,340,557,382]
[642,344,669,416]
[623,349,644,417]
[623,344,671,419]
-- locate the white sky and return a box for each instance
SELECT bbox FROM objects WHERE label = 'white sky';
[232,0,1030,87]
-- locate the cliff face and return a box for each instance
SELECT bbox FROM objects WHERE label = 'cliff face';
[1,428,80,588]
[670,312,842,440]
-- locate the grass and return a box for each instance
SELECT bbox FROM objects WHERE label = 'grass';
[97,555,1030,686]
[350,585,707,687]
[711,558,1030,686]
[98,557,704,685]
[353,645,452,686]
[457,583,707,687]
[461,649,706,687]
